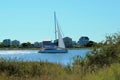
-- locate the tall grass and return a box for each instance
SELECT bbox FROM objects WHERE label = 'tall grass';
[0,59,66,77]
[0,59,120,80]
[83,63,120,80]
[0,58,82,80]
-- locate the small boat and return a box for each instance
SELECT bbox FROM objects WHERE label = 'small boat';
[38,12,68,53]
[38,48,68,53]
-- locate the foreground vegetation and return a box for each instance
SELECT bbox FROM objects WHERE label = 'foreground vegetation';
[0,60,120,80]
[0,32,120,80]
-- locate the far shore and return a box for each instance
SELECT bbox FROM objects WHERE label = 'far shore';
[0,47,92,50]
[0,48,42,50]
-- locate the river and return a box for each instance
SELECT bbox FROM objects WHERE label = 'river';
[0,49,90,65]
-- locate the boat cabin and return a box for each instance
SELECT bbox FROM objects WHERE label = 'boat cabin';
[42,41,57,50]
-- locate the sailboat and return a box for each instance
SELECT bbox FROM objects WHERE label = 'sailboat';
[38,12,68,53]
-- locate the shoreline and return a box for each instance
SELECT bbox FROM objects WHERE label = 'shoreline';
[0,48,42,50]
[0,47,92,50]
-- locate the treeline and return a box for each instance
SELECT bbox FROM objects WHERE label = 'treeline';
[0,42,38,48]
[0,41,97,48]
[0,41,98,49]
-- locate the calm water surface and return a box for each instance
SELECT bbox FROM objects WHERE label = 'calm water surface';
[0,49,90,65]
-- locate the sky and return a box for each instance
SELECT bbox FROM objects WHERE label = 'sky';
[0,0,120,43]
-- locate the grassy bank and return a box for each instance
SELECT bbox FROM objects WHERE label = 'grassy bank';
[0,59,66,80]
[0,59,120,80]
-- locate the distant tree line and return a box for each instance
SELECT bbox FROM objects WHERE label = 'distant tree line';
[0,36,98,48]
[0,42,35,48]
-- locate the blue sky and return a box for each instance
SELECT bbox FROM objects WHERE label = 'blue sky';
[0,0,120,43]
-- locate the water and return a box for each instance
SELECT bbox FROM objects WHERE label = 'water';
[0,49,90,65]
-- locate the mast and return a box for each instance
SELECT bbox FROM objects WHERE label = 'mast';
[54,12,57,40]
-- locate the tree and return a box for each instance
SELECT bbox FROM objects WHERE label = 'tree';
[63,37,73,48]
[86,32,120,67]
[0,42,5,48]
[21,42,33,48]
[84,41,97,47]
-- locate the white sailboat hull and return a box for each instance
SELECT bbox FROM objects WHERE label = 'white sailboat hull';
[38,49,68,53]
